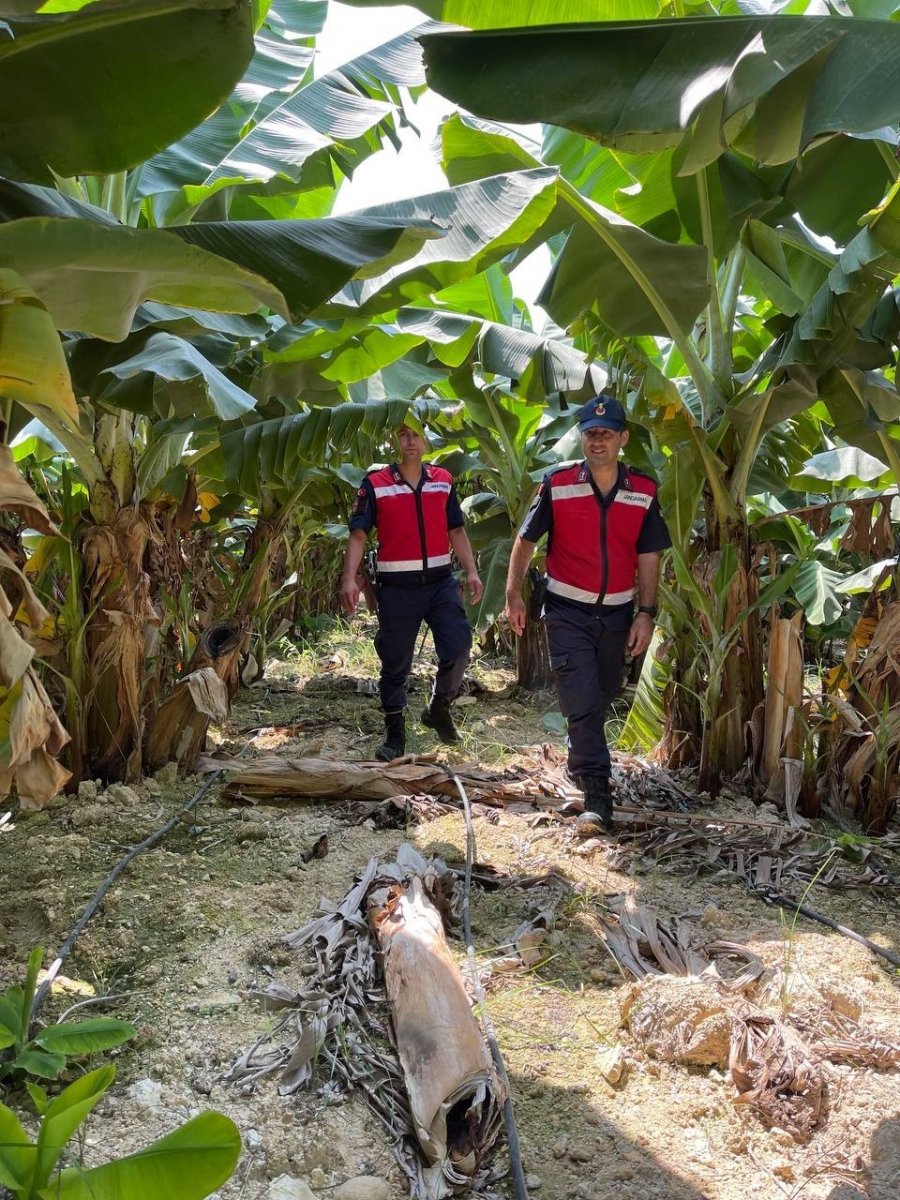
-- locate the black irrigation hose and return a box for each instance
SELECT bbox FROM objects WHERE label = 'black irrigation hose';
[762,887,900,969]
[447,768,529,1200]
[30,769,226,1021]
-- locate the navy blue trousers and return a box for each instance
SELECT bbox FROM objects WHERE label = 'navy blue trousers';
[544,600,631,779]
[375,575,472,711]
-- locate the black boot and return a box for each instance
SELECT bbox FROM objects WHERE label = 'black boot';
[375,710,406,762]
[576,775,614,835]
[421,695,460,744]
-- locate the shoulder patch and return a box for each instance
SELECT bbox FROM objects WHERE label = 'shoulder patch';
[352,486,370,517]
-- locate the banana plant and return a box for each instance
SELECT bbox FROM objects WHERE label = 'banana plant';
[145,396,450,769]
[0,0,256,182]
[0,1066,239,1200]
[1,139,557,781]
[0,948,134,1083]
[421,9,900,793]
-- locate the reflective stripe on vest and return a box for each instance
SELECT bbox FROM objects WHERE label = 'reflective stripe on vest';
[546,578,635,605]
[378,554,453,572]
[545,463,656,604]
[369,463,454,572]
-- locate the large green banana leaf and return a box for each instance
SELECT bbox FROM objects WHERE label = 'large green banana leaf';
[741,219,834,318]
[780,179,900,372]
[793,560,845,626]
[341,0,665,28]
[318,169,558,315]
[208,399,446,496]
[140,8,418,198]
[784,135,895,246]
[791,445,894,491]
[474,111,786,254]
[441,116,709,337]
[103,332,258,420]
[0,178,119,224]
[452,114,787,261]
[421,16,900,167]
[538,202,709,336]
[38,1111,240,1200]
[138,0,322,197]
[317,326,424,385]
[268,302,602,398]
[0,217,287,340]
[347,356,449,403]
[203,24,431,187]
[0,1,255,180]
[238,1,325,108]
[398,307,603,396]
[817,366,900,479]
[168,211,445,319]
[0,178,447,326]
[0,269,78,423]
[428,262,518,325]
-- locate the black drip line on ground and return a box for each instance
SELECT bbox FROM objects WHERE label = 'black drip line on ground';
[29,766,232,1022]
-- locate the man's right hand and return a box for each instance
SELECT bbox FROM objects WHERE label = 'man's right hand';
[505,593,526,636]
[340,577,360,614]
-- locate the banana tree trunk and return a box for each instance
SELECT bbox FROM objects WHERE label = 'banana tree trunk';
[145,508,288,771]
[82,483,159,782]
[663,503,764,795]
[660,624,703,769]
[700,514,763,795]
[516,613,550,690]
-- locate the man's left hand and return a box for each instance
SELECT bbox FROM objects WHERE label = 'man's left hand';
[627,612,654,657]
[466,572,484,604]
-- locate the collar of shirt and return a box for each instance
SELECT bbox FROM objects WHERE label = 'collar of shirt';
[578,460,629,504]
[390,462,431,486]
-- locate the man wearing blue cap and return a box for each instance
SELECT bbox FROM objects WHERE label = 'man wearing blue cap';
[505,395,671,833]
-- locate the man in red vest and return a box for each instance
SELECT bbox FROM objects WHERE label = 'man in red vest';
[340,423,483,761]
[505,396,670,834]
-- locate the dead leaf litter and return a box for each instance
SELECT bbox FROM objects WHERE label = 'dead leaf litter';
[1,639,899,1200]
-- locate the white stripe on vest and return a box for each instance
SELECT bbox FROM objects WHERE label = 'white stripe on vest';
[551,483,594,500]
[378,553,453,573]
[373,484,409,498]
[546,576,635,605]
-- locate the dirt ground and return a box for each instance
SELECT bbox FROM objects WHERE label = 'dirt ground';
[1,618,899,1200]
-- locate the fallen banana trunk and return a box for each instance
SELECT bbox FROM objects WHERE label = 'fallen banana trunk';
[368,874,506,1188]
[204,751,702,818]
[206,752,534,808]
[229,846,506,1199]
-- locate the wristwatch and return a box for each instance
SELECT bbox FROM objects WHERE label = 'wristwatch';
[636,604,657,618]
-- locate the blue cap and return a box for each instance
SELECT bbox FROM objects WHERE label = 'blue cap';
[577,395,626,432]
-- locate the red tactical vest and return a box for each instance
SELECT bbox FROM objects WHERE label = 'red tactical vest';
[545,463,657,605]
[369,463,454,575]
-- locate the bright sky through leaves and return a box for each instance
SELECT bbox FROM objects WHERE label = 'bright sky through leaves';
[317,2,551,323]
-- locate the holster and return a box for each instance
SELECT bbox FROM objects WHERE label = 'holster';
[527,565,546,621]
[361,549,379,614]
